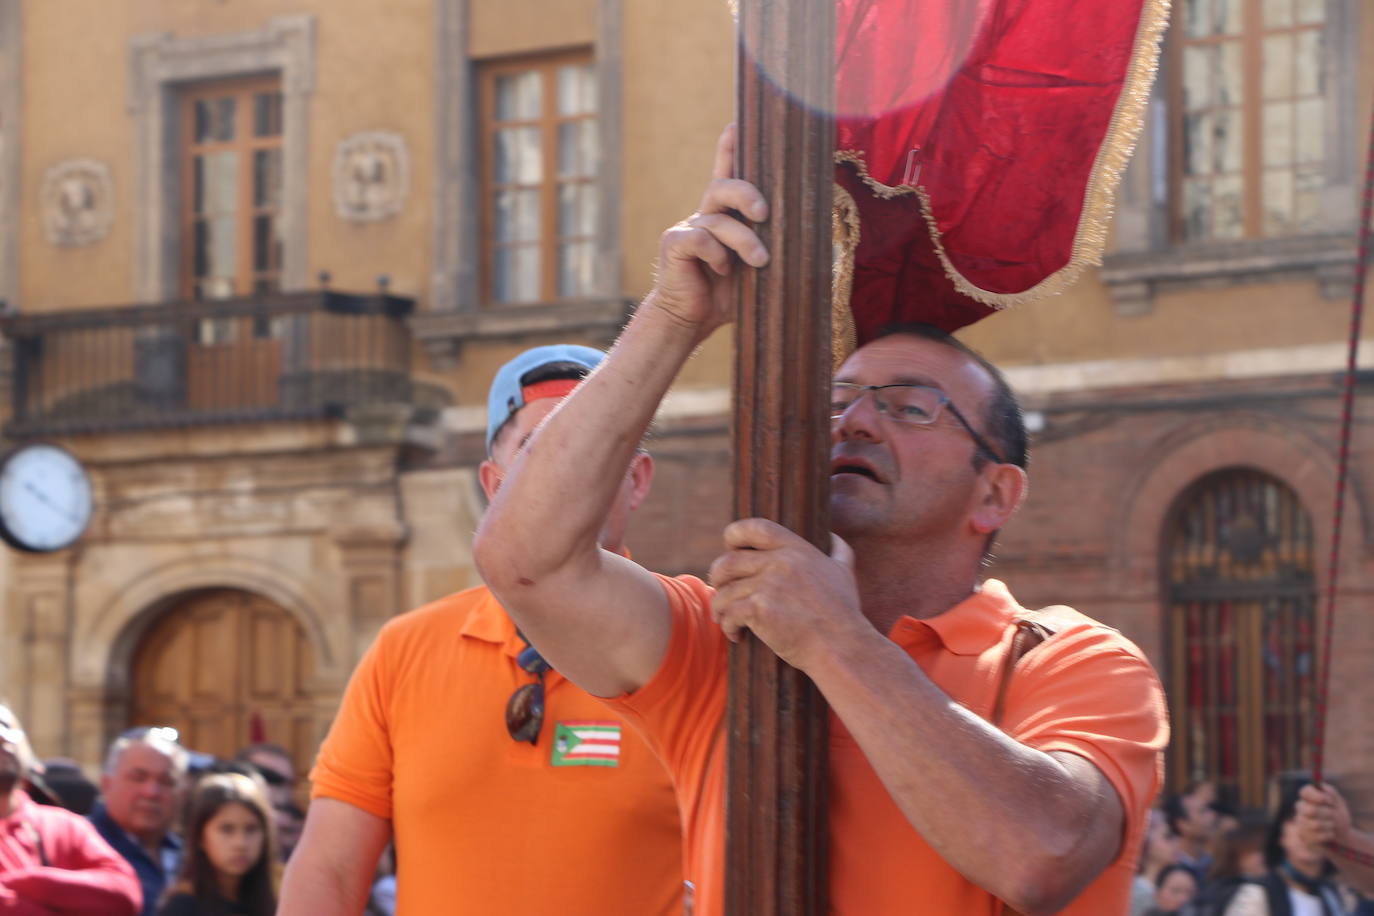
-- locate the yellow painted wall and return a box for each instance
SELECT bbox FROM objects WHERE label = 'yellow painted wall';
[19,0,434,310]
[470,0,596,58]
[621,1,737,387]
[20,3,136,309]
[304,0,434,300]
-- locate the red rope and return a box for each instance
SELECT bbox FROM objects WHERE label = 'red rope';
[1310,96,1374,869]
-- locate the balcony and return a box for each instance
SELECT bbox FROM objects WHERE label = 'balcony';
[0,290,416,437]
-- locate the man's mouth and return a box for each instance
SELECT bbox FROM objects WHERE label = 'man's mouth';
[830,460,883,482]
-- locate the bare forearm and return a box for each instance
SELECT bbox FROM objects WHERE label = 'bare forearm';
[1332,830,1374,896]
[473,302,699,694]
[808,631,1118,915]
[277,854,373,916]
[476,301,697,586]
[278,800,388,916]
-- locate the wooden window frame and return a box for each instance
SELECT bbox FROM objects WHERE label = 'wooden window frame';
[179,75,285,303]
[1167,0,1326,243]
[1161,469,1317,809]
[478,49,597,307]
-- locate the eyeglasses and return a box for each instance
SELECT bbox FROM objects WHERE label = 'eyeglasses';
[830,382,1007,465]
[505,642,550,744]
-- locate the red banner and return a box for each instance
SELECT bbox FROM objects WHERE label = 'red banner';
[833,0,1170,346]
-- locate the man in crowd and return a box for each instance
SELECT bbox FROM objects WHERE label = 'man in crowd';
[0,703,142,915]
[1297,782,1374,897]
[474,126,1169,915]
[279,345,683,915]
[1164,781,1220,880]
[88,728,185,916]
[234,743,294,810]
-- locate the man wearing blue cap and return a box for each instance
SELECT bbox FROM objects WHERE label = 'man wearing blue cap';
[279,346,683,916]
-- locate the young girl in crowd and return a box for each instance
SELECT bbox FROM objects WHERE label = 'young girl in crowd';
[158,772,277,916]
[1136,810,1186,915]
[1150,863,1202,915]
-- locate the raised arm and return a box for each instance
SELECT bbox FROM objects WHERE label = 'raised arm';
[1297,783,1374,896]
[474,127,768,698]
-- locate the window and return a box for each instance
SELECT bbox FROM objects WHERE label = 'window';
[1171,0,1326,241]
[480,53,598,305]
[181,78,285,309]
[178,78,285,403]
[1163,469,1316,808]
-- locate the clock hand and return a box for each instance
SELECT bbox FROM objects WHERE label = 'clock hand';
[22,480,82,525]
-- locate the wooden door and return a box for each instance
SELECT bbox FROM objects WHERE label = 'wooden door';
[130,589,317,786]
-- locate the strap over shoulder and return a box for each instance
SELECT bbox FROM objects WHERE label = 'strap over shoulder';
[989,607,1069,729]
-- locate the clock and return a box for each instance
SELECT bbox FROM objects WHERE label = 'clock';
[0,444,94,553]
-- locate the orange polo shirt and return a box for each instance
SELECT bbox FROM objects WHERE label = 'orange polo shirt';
[609,576,1168,915]
[311,585,683,916]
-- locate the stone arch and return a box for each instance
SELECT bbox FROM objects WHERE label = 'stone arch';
[1110,413,1367,589]
[79,553,336,692]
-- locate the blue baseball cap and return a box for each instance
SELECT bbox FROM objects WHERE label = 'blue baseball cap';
[485,344,606,452]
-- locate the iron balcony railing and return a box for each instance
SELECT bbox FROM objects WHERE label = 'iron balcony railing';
[0,290,415,436]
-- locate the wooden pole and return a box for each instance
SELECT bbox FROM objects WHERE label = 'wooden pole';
[727,1,835,913]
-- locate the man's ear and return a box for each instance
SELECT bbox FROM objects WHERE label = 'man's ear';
[478,458,504,502]
[970,463,1027,536]
[626,451,655,510]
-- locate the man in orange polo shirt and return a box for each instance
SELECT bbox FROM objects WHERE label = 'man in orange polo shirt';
[279,346,683,916]
[475,127,1169,915]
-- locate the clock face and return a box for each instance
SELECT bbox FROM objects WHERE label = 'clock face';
[0,444,94,552]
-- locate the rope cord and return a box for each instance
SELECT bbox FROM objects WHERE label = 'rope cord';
[1310,95,1374,869]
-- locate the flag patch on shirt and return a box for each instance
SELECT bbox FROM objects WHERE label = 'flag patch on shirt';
[551,720,621,767]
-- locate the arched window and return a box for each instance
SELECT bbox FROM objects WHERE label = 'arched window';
[1163,468,1316,807]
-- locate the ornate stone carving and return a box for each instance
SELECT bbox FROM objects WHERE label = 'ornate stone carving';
[333,131,408,222]
[41,159,114,247]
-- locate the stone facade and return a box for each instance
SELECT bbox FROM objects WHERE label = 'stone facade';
[0,0,1369,821]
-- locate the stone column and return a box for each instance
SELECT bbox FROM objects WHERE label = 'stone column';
[66,684,122,772]
[333,521,408,660]
[10,553,76,758]
[311,522,406,753]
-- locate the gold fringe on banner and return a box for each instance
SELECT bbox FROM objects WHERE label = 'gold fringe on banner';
[831,182,861,367]
[834,0,1172,310]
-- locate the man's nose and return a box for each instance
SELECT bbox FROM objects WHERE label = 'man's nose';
[832,392,885,442]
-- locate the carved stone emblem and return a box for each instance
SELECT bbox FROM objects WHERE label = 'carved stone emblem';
[333,131,408,222]
[41,159,114,247]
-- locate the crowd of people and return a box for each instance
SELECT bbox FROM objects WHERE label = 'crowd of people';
[0,703,400,916]
[1134,780,1374,916]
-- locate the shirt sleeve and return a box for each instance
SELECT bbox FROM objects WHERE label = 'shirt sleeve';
[310,626,397,821]
[607,575,727,780]
[1,809,142,916]
[997,623,1169,867]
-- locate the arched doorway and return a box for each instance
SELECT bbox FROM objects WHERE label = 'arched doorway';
[129,588,318,785]
[1163,468,1317,808]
